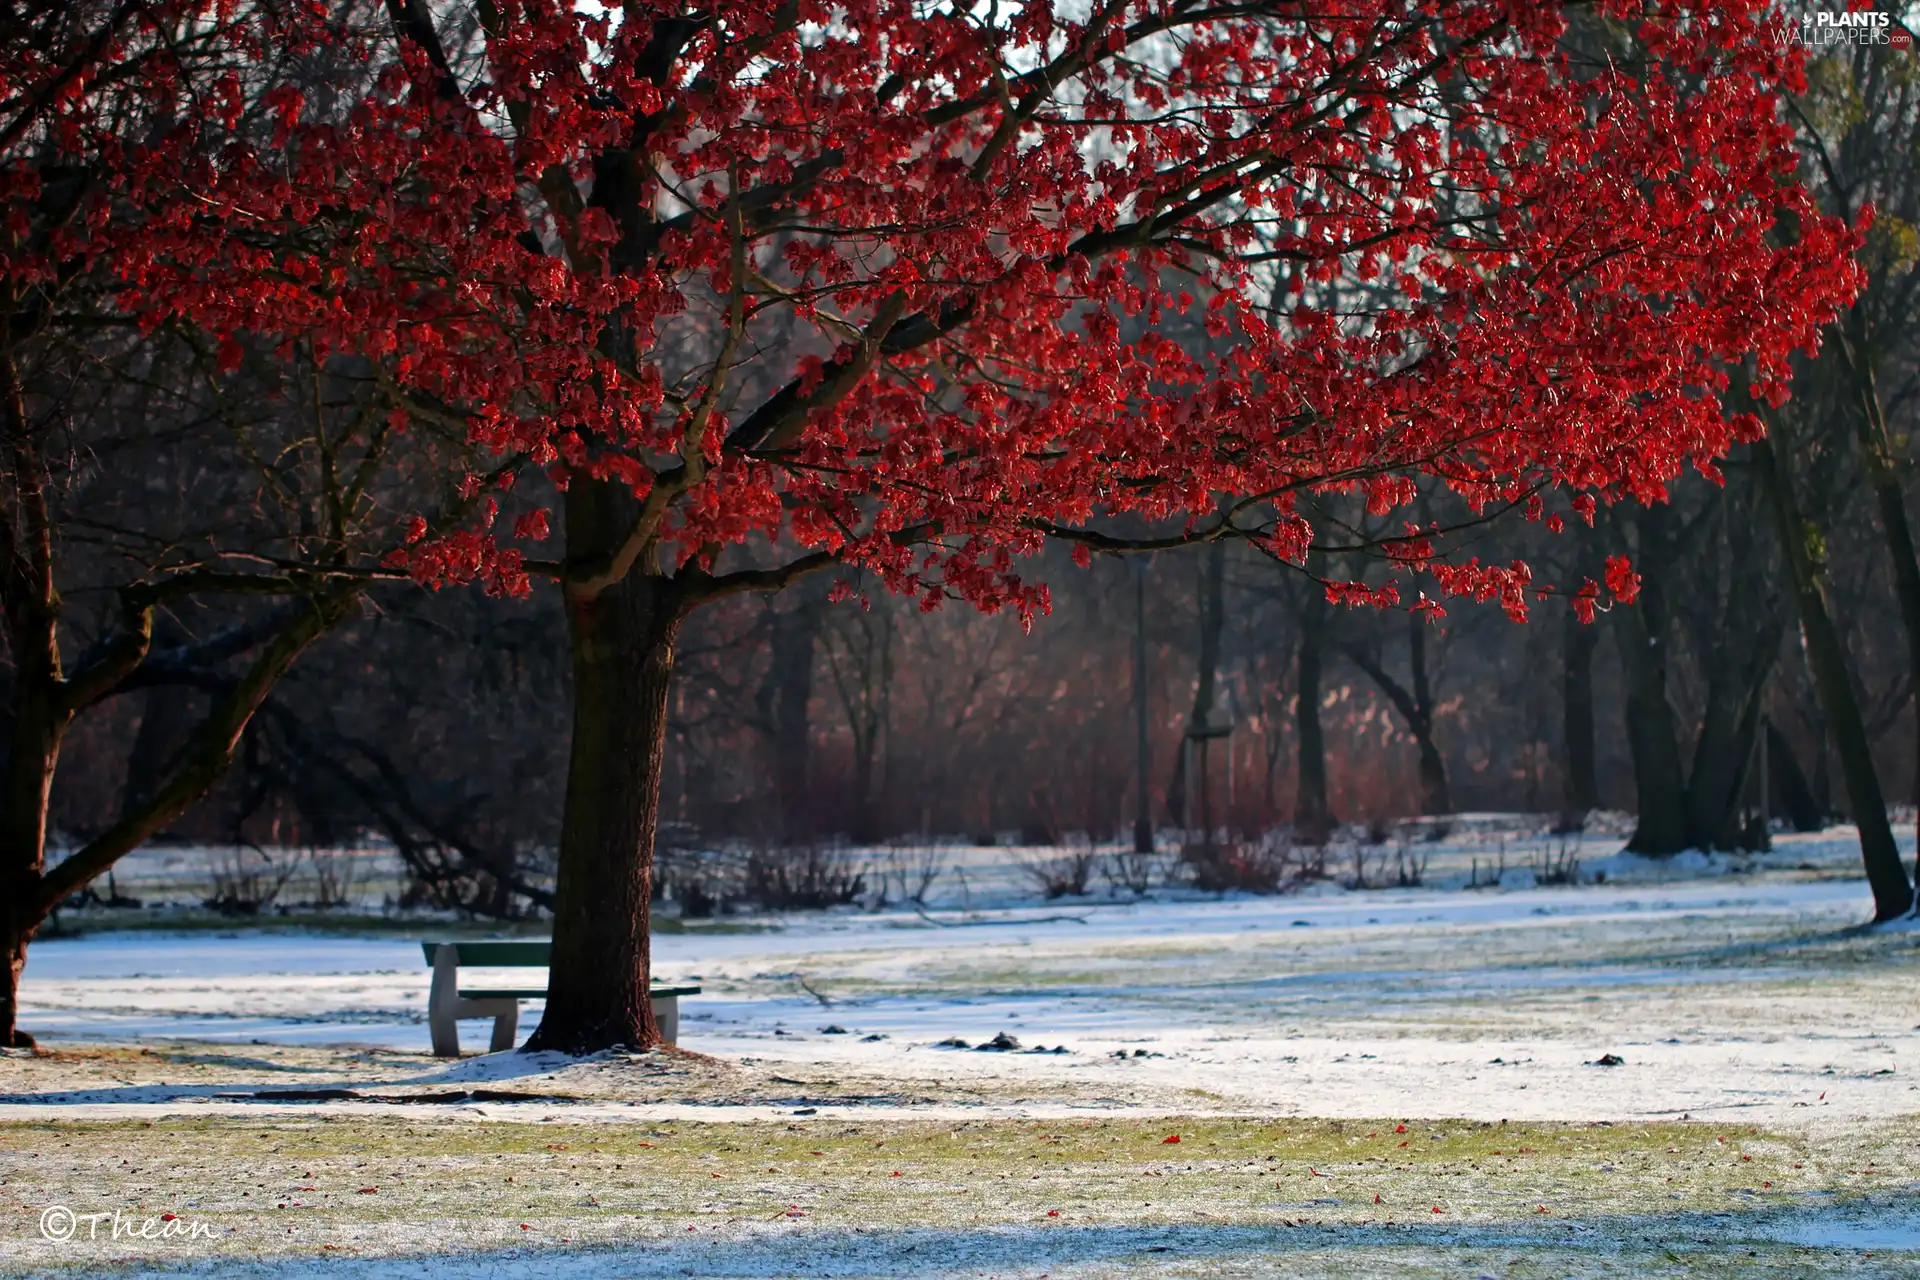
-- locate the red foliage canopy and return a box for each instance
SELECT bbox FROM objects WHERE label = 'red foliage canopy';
[19,0,1860,620]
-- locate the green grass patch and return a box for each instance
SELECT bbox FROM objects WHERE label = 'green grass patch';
[4,1114,1915,1274]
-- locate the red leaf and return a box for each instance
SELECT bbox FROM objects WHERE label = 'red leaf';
[1606,555,1642,604]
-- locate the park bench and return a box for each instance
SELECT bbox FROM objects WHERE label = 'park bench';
[422,940,699,1057]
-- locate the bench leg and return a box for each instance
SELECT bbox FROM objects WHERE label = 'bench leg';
[429,999,460,1058]
[489,1000,520,1053]
[429,946,461,1058]
[652,994,679,1046]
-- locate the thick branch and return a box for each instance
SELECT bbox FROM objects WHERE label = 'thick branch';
[1334,639,1422,731]
[58,593,154,714]
[726,290,910,456]
[34,583,365,916]
[676,548,842,609]
[568,166,755,601]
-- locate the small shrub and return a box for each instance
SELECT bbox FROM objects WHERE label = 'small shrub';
[394,841,550,919]
[745,843,866,909]
[1533,836,1581,886]
[1391,839,1429,887]
[673,877,720,919]
[205,848,298,915]
[1187,832,1309,894]
[656,824,749,917]
[1023,846,1097,899]
[1104,845,1160,896]
[307,848,365,909]
[883,842,946,906]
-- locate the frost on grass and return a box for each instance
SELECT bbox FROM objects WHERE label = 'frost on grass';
[10,867,1920,1273]
[2,1115,1916,1276]
[16,872,1920,1123]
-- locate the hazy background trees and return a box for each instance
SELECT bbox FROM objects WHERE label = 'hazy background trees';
[48,480,1883,854]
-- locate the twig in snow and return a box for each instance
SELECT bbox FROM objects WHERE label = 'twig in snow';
[911,904,1090,928]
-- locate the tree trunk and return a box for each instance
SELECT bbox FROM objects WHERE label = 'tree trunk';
[758,581,826,840]
[527,572,678,1053]
[1839,331,1920,880]
[120,681,196,820]
[1294,574,1333,844]
[1684,671,1770,851]
[1682,491,1780,851]
[1405,613,1451,816]
[0,696,52,1046]
[1754,434,1913,920]
[0,660,57,1049]
[527,481,682,1054]
[1336,623,1451,817]
[1,347,63,1048]
[1766,718,1825,833]
[1561,607,1601,824]
[850,610,892,843]
[0,919,28,1051]
[1131,557,1153,853]
[1614,510,1690,855]
[1171,540,1226,837]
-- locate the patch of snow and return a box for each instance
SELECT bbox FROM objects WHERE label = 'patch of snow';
[14,869,1920,1126]
[414,1049,592,1084]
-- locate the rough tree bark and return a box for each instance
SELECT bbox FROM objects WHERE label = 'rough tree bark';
[1754,432,1913,920]
[526,480,682,1053]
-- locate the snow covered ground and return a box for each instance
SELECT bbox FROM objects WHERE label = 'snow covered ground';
[10,829,1920,1276]
[17,828,1920,1127]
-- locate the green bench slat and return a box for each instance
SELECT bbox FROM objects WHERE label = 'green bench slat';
[457,984,701,1001]
[427,942,699,1002]
[422,940,551,966]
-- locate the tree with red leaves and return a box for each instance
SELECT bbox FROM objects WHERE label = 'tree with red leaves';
[0,1,504,1046]
[6,1,1864,1049]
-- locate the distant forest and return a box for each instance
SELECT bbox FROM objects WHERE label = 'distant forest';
[48,455,1909,861]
